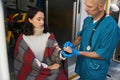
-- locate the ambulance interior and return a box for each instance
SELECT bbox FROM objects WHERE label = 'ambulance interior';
[0,0,120,80]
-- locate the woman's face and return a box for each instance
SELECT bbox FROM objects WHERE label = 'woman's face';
[28,11,44,30]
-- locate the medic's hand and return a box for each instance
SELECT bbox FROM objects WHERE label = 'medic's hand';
[64,41,75,48]
[71,48,80,56]
[62,48,80,58]
[61,50,75,58]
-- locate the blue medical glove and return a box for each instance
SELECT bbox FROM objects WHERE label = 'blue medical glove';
[71,48,80,56]
[61,50,75,58]
[63,41,75,48]
[62,48,80,58]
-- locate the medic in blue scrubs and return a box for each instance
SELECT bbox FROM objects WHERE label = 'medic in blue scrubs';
[62,0,120,80]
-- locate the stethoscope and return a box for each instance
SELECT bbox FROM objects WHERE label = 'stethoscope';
[81,11,106,51]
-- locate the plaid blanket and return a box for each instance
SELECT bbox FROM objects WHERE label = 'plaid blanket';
[14,33,68,80]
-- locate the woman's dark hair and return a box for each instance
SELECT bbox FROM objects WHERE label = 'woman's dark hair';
[23,7,48,35]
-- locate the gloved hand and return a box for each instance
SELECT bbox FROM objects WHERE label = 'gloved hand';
[63,41,75,48]
[71,48,80,56]
[62,48,80,58]
[62,50,75,58]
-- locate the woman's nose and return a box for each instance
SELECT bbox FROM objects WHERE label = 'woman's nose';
[40,20,44,24]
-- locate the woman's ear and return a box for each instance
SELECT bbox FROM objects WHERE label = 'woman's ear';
[28,18,32,23]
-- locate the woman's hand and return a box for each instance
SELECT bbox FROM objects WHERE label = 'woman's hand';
[63,46,72,53]
[47,63,60,70]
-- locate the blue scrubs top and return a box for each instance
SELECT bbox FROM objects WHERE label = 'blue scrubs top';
[75,16,120,80]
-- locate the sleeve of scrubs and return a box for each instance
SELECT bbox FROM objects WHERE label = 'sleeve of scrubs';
[96,23,119,60]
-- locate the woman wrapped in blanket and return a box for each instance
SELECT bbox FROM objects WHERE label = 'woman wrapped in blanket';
[14,7,67,80]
